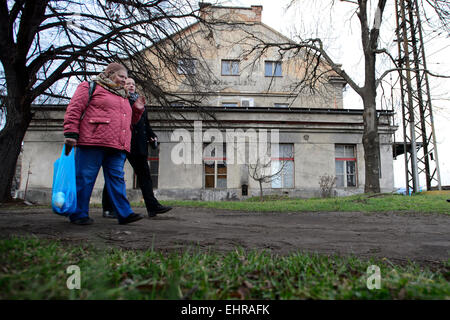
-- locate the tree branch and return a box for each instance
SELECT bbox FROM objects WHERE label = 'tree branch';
[339,0,359,4]
[0,0,12,63]
[369,0,387,52]
[16,0,49,63]
[30,13,183,99]
[376,67,450,87]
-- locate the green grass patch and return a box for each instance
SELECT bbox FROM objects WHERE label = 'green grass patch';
[1,193,448,214]
[1,236,449,299]
[155,192,450,214]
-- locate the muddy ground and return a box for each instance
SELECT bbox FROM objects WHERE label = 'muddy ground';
[0,206,449,265]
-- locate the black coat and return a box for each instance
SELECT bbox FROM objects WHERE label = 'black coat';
[129,93,157,157]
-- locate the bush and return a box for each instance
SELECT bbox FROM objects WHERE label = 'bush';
[319,175,337,198]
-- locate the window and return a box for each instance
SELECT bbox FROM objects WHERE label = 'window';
[221,60,239,75]
[204,144,227,188]
[274,103,289,108]
[335,145,357,187]
[177,58,198,75]
[170,102,185,107]
[265,61,282,77]
[222,102,238,108]
[241,98,254,107]
[271,144,294,188]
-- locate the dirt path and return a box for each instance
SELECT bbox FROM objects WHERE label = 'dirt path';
[0,206,449,264]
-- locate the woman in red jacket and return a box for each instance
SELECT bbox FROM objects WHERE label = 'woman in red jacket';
[63,63,145,225]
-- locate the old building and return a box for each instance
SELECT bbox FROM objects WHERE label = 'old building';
[18,3,396,203]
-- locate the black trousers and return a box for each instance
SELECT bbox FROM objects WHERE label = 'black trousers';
[103,153,159,213]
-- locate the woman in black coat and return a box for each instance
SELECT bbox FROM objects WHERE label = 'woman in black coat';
[102,78,172,218]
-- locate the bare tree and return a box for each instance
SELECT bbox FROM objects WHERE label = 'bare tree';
[250,0,388,193]
[248,150,292,202]
[318,174,337,198]
[423,0,450,33]
[0,0,216,202]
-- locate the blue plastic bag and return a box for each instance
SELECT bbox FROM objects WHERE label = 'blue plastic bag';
[52,145,77,216]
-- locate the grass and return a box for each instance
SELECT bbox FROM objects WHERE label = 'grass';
[0,236,449,299]
[2,191,449,214]
[153,192,450,214]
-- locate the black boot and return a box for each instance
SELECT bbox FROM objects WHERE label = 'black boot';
[118,213,143,225]
[148,205,172,217]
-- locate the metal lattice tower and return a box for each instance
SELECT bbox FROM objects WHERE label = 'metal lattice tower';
[394,0,442,193]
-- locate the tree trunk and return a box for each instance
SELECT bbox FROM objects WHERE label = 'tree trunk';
[362,94,381,193]
[361,36,381,194]
[259,180,263,202]
[360,5,382,194]
[0,100,31,203]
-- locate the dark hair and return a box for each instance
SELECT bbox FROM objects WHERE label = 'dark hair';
[104,63,127,78]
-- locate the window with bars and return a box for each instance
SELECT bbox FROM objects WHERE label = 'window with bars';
[271,144,294,188]
[335,145,357,187]
[204,144,227,189]
[265,61,282,77]
[221,60,239,75]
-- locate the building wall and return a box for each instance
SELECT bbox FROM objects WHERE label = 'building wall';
[17,106,396,204]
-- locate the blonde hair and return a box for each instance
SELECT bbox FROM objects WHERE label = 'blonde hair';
[104,63,127,78]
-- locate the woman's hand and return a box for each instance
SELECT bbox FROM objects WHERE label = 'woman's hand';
[133,96,146,110]
[64,138,77,155]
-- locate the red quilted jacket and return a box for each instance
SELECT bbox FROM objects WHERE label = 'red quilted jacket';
[63,81,144,153]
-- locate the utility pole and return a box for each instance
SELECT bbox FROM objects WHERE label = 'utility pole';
[394,0,442,193]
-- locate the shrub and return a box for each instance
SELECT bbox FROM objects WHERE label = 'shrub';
[319,175,337,198]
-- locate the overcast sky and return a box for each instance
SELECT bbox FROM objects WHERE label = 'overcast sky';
[223,0,450,189]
